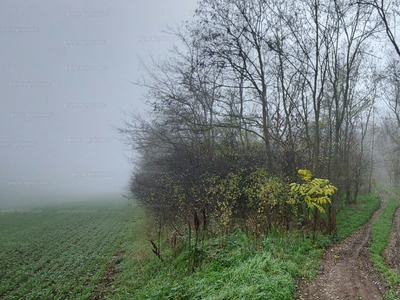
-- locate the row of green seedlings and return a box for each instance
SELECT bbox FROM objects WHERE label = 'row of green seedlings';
[1,206,123,299]
[31,217,110,299]
[50,209,125,299]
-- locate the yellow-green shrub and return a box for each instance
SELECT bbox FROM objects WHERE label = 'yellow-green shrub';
[290,169,337,214]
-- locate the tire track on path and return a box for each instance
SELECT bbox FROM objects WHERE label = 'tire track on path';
[296,193,388,300]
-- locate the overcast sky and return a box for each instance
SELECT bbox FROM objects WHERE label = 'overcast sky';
[0,0,198,206]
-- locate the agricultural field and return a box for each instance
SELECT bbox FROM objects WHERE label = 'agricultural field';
[0,195,129,300]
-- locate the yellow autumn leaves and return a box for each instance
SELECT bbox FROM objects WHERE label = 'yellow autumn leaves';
[290,169,338,213]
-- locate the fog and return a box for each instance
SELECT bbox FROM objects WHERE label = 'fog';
[1,0,197,208]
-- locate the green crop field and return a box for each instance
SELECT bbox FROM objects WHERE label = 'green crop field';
[0,196,129,300]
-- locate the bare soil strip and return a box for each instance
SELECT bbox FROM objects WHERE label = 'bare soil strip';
[296,195,388,300]
[88,248,124,300]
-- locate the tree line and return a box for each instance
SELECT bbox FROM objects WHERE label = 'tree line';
[119,0,400,254]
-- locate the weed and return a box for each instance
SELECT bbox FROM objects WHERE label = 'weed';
[369,194,400,288]
[109,192,382,299]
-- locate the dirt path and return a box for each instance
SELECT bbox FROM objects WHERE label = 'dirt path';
[296,194,388,300]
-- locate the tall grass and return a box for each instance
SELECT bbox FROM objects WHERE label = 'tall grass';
[369,194,400,290]
[112,193,382,300]
[114,227,322,299]
[336,193,381,240]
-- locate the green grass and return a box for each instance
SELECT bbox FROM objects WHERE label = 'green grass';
[111,193,382,300]
[336,193,381,240]
[114,227,321,299]
[0,196,129,300]
[369,193,400,289]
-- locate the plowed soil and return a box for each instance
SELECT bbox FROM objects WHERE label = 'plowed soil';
[296,194,389,300]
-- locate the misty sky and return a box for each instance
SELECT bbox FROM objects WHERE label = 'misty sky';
[1,0,197,205]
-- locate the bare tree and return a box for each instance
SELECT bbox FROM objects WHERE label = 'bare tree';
[357,0,400,56]
[120,0,382,240]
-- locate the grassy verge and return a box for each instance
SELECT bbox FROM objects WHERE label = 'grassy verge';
[369,193,400,298]
[115,228,322,299]
[112,194,381,300]
[336,193,381,240]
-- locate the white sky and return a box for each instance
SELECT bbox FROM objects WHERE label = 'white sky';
[0,0,198,206]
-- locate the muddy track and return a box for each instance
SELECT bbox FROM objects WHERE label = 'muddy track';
[296,193,389,300]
